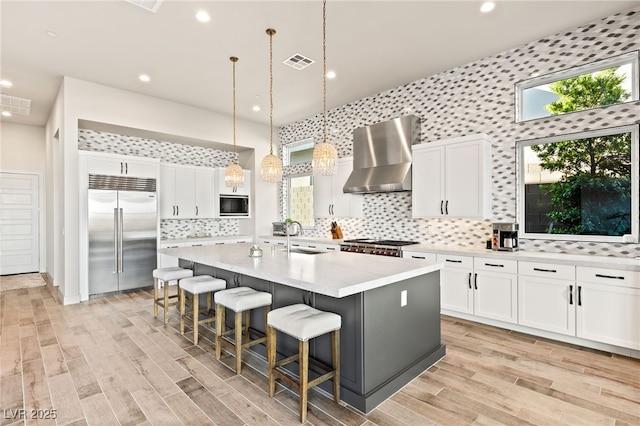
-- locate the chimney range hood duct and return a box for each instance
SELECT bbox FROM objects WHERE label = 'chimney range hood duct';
[343,115,420,194]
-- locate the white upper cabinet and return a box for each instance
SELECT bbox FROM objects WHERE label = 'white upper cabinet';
[85,152,158,178]
[314,157,363,218]
[160,164,216,219]
[194,169,215,218]
[215,169,251,196]
[412,134,492,219]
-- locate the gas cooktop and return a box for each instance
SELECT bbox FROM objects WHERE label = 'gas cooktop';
[342,239,419,247]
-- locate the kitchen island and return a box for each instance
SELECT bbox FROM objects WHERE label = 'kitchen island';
[161,243,445,413]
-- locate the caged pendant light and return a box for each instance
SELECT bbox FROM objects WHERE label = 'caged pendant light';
[225,56,245,188]
[312,0,338,176]
[260,28,283,182]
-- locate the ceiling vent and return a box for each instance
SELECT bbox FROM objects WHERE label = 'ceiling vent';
[126,0,163,13]
[283,54,315,70]
[1,94,31,116]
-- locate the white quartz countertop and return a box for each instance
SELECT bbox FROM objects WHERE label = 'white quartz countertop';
[405,243,640,272]
[160,243,442,298]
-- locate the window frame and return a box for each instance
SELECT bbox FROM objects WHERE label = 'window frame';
[514,51,639,123]
[516,124,639,243]
[282,137,314,166]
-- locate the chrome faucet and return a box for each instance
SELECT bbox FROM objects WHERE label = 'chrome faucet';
[285,220,303,254]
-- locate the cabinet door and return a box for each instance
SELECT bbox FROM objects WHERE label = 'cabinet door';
[444,141,484,217]
[412,146,445,218]
[173,168,196,218]
[194,169,214,218]
[159,166,177,219]
[474,271,518,324]
[440,267,474,314]
[331,158,363,217]
[518,276,576,336]
[88,155,157,178]
[576,282,640,350]
[313,175,333,217]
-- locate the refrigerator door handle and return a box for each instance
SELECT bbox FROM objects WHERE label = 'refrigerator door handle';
[118,208,124,273]
[113,208,118,274]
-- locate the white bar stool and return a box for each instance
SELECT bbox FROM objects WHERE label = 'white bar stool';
[266,303,341,423]
[179,275,227,345]
[214,287,272,374]
[152,267,193,324]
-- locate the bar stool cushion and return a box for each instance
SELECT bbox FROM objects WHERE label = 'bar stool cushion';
[268,303,341,341]
[153,267,193,283]
[180,275,226,294]
[215,287,272,312]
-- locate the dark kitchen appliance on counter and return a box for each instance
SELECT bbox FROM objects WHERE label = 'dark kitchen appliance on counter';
[340,238,419,257]
[492,222,519,251]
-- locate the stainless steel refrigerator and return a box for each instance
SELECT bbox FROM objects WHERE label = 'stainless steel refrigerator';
[88,174,157,296]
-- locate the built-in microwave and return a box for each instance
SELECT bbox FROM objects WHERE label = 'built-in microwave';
[219,195,249,216]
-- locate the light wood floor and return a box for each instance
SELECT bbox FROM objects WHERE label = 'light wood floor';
[1,280,639,425]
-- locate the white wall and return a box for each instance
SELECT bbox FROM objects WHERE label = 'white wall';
[46,77,278,304]
[1,122,47,272]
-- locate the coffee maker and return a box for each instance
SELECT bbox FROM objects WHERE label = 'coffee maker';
[492,223,519,252]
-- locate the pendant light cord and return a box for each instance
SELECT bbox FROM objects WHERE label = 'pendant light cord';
[231,56,238,163]
[268,29,275,156]
[322,0,328,145]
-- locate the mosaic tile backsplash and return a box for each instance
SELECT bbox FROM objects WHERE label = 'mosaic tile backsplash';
[78,128,240,239]
[280,6,640,258]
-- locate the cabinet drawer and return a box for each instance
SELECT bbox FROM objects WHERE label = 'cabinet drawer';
[436,254,473,269]
[577,267,640,288]
[519,261,575,281]
[403,251,437,262]
[474,257,517,274]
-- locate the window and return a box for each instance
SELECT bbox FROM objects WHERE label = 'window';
[282,139,316,227]
[517,125,639,242]
[515,51,639,122]
[283,138,314,166]
[287,174,315,227]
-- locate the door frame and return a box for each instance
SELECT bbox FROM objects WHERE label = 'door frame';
[0,169,45,274]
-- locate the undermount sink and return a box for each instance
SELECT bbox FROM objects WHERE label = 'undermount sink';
[287,248,326,255]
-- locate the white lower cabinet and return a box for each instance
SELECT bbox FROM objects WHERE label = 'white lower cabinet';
[575,267,640,350]
[518,262,576,336]
[473,257,518,324]
[438,254,517,323]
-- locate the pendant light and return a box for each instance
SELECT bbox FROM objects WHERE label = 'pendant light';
[312,0,338,176]
[225,56,245,188]
[260,28,283,182]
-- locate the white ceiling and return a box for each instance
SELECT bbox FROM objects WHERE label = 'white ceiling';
[2,0,640,129]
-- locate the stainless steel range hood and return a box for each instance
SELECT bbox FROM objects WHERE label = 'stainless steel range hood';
[343,115,420,193]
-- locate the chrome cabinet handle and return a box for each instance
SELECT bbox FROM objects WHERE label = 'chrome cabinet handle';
[118,208,124,273]
[113,208,118,273]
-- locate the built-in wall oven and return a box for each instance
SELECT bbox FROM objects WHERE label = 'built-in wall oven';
[219,194,249,216]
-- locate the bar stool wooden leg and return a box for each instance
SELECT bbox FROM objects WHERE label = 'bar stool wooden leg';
[163,280,170,324]
[234,311,243,374]
[179,287,186,335]
[267,325,277,397]
[300,339,310,423]
[192,293,200,345]
[215,304,224,360]
[332,329,341,402]
[154,278,159,317]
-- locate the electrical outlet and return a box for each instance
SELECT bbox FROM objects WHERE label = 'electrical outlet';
[401,290,407,307]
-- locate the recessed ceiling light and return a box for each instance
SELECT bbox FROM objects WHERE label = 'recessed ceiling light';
[139,74,151,82]
[480,1,495,13]
[1,111,12,117]
[46,30,57,37]
[0,79,13,88]
[252,105,261,112]
[326,70,336,79]
[195,10,210,23]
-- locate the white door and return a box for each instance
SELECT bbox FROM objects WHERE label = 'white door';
[0,172,40,275]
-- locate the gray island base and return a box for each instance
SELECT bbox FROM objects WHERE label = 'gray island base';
[162,244,446,413]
